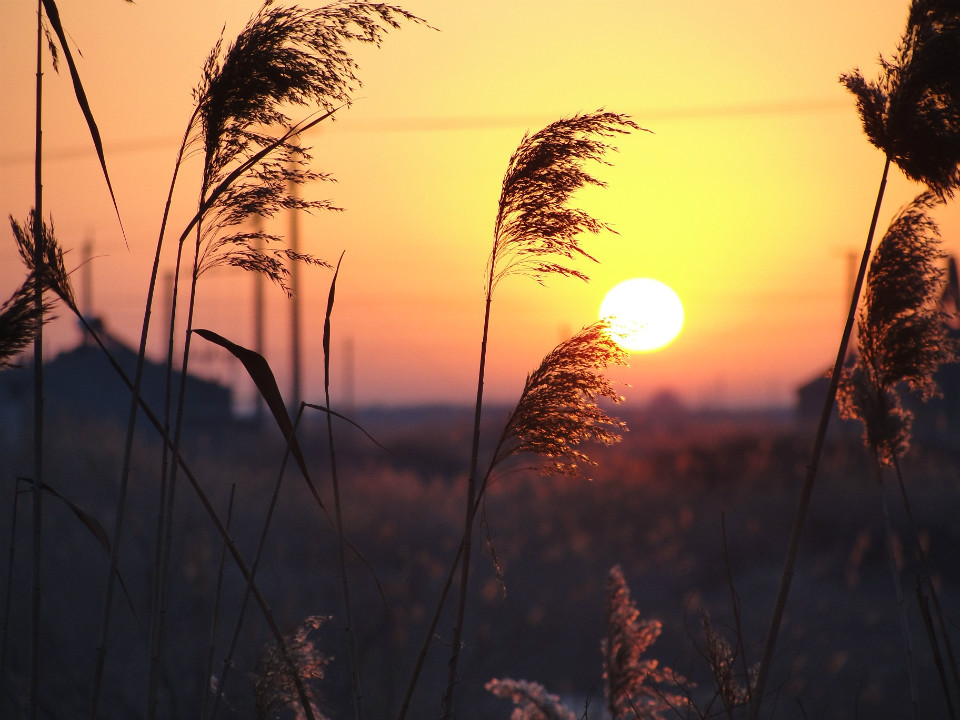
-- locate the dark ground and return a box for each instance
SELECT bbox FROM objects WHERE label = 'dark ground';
[1,398,959,719]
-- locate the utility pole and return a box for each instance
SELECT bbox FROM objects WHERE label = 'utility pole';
[289,139,302,414]
[253,216,266,425]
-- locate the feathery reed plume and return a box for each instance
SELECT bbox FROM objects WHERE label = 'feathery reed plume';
[438,111,643,718]
[135,7,423,717]
[836,192,959,717]
[0,276,48,370]
[700,610,754,717]
[755,6,960,714]
[11,211,76,311]
[602,565,688,720]
[485,678,577,720]
[186,1,426,289]
[255,616,331,720]
[490,111,645,287]
[838,192,955,464]
[840,0,960,197]
[489,320,628,479]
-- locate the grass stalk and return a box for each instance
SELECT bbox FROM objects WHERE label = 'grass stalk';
[0,478,23,702]
[145,216,205,719]
[916,577,958,719]
[441,262,495,718]
[89,116,195,720]
[208,406,300,720]
[891,453,960,712]
[322,256,363,720]
[73,310,317,720]
[873,455,919,719]
[752,156,891,718]
[201,483,235,720]
[30,3,44,717]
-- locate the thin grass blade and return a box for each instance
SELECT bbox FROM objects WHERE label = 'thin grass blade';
[39,0,126,245]
[192,328,313,494]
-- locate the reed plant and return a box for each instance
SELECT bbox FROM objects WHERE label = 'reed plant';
[754,2,960,714]
[837,191,960,718]
[485,565,687,720]
[92,6,422,719]
[442,111,643,718]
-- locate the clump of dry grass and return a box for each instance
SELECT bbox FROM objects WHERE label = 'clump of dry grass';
[602,565,688,720]
[255,615,332,720]
[485,678,577,720]
[700,610,754,717]
[485,566,688,720]
[838,192,956,464]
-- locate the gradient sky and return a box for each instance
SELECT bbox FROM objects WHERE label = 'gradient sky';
[2,0,957,412]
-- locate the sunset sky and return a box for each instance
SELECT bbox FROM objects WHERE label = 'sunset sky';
[1,0,956,413]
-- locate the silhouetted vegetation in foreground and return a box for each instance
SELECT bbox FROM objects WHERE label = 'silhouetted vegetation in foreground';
[2,403,958,718]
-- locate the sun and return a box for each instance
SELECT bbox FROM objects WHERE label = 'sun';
[599,278,684,352]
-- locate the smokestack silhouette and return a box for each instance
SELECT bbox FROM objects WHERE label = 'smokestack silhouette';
[253,215,266,425]
[289,138,302,414]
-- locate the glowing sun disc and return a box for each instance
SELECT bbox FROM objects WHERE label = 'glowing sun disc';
[599,278,684,352]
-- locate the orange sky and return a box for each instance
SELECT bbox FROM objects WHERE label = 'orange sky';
[1,0,956,413]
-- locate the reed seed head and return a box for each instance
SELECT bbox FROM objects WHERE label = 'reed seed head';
[493,320,628,479]
[10,210,76,310]
[840,0,960,196]
[189,2,424,289]
[0,274,49,370]
[485,678,577,720]
[838,192,958,464]
[489,111,646,289]
[254,615,331,720]
[602,565,688,720]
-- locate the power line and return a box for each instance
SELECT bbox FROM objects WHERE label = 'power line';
[0,98,848,166]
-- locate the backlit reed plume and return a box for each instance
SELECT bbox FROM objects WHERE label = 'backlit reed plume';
[130,6,422,719]
[10,210,75,312]
[838,191,955,464]
[488,320,628,480]
[186,1,424,290]
[837,193,958,716]
[3,211,67,368]
[489,111,644,288]
[700,610,753,717]
[841,0,960,197]
[0,275,46,370]
[602,565,687,720]
[255,615,331,720]
[756,5,960,713]
[440,111,643,718]
[485,678,577,720]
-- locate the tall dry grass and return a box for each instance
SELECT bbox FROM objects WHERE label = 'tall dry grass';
[5,1,960,719]
[753,2,960,715]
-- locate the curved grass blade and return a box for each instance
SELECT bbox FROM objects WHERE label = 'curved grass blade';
[18,478,142,631]
[192,328,314,497]
[302,403,386,451]
[39,0,126,246]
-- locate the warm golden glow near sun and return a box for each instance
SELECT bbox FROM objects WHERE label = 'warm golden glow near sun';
[599,278,685,352]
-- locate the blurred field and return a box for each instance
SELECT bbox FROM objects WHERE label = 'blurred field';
[2,399,959,718]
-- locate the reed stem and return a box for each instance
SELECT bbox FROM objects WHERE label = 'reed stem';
[752,156,890,718]
[30,4,44,717]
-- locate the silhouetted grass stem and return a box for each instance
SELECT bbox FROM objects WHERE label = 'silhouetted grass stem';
[752,156,890,719]
[30,5,44,717]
